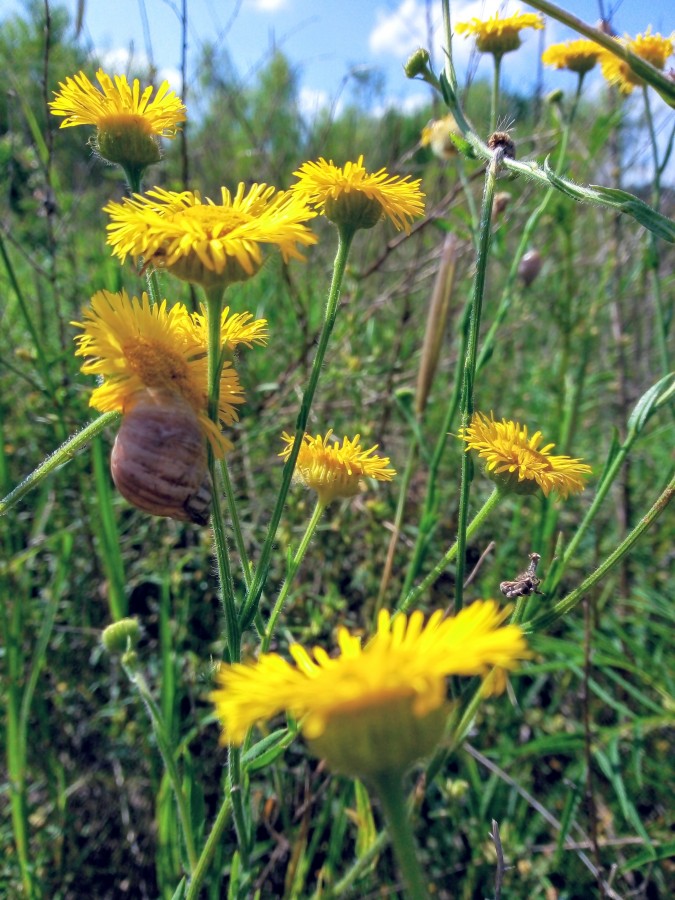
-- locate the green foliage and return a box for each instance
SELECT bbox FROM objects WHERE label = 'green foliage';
[1,2,673,899]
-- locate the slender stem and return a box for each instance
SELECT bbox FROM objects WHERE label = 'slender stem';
[377,440,419,614]
[239,228,355,630]
[124,662,199,872]
[185,788,233,900]
[397,486,503,616]
[228,746,250,864]
[219,458,253,587]
[371,772,430,900]
[399,301,470,603]
[0,412,119,516]
[641,86,670,376]
[490,55,502,134]
[524,472,674,632]
[121,165,163,303]
[204,287,240,660]
[263,499,325,651]
[454,155,499,611]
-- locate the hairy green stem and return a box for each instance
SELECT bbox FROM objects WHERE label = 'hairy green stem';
[205,286,240,661]
[239,228,354,630]
[263,499,325,651]
[454,154,499,611]
[0,412,119,516]
[185,787,233,900]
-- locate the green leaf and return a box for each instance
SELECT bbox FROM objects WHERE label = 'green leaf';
[242,728,296,772]
[627,373,675,437]
[542,159,675,242]
[449,132,476,158]
[619,840,675,873]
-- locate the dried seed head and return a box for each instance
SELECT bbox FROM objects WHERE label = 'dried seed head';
[488,132,516,160]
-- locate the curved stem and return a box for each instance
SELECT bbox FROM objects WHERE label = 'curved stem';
[522,0,675,105]
[239,228,355,630]
[263,499,325,651]
[397,486,503,616]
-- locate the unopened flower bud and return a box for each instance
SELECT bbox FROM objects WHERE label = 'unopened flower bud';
[518,249,542,287]
[101,618,141,654]
[546,88,564,105]
[404,48,431,79]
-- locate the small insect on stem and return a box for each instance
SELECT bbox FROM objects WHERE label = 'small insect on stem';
[500,552,543,599]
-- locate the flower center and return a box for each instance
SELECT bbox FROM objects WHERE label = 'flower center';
[124,338,203,409]
[178,205,250,236]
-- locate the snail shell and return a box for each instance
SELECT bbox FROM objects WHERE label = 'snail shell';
[110,389,212,525]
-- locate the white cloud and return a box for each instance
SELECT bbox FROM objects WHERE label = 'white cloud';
[98,48,182,94]
[298,85,331,119]
[247,0,289,12]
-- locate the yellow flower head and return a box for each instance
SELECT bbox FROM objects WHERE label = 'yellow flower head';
[210,601,529,776]
[49,68,185,168]
[291,156,425,234]
[280,430,396,505]
[458,412,592,499]
[72,290,255,457]
[420,114,461,160]
[104,185,317,289]
[600,29,674,94]
[187,304,268,356]
[455,10,544,56]
[541,39,603,75]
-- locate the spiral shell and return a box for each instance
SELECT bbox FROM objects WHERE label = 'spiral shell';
[110,389,212,525]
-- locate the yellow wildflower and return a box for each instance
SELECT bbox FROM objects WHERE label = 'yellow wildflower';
[291,156,424,233]
[458,412,592,499]
[280,430,395,505]
[104,185,317,289]
[210,601,529,776]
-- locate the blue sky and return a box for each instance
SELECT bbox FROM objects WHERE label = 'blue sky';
[5,0,674,117]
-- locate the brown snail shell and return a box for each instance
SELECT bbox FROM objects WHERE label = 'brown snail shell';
[110,389,212,525]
